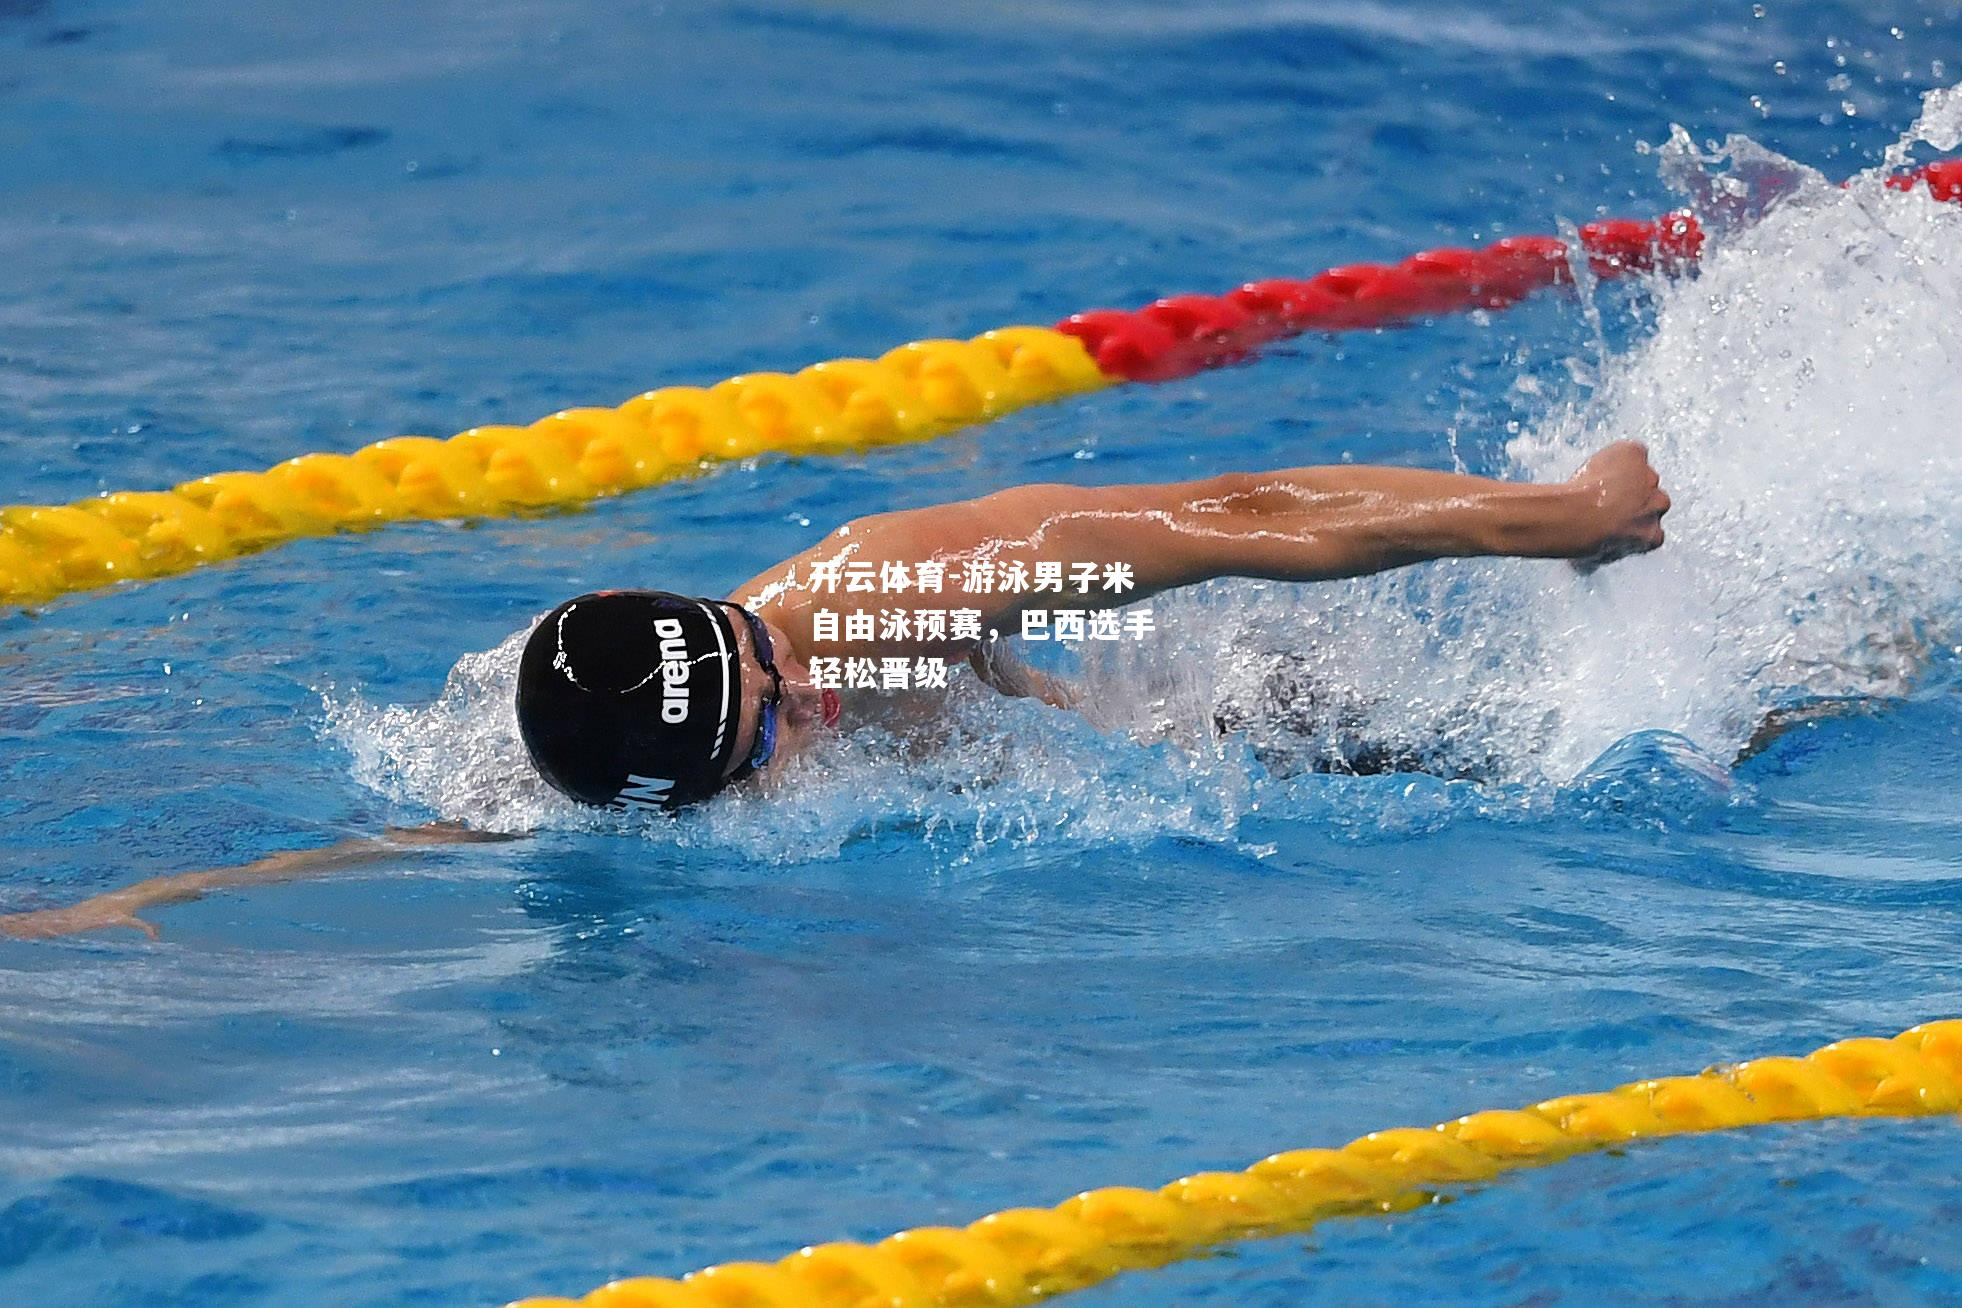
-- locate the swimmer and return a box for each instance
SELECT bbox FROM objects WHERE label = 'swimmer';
[1,441,1668,940]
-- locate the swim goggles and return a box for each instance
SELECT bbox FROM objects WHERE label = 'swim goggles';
[723,603,783,778]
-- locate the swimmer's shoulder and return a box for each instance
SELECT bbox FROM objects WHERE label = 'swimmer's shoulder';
[725,510,911,653]
[732,484,1086,610]
[728,506,943,607]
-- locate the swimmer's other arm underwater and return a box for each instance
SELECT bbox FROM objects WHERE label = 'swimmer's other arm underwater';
[1,442,1668,941]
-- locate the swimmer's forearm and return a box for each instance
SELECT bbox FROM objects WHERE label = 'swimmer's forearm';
[1329,446,1667,568]
[125,838,400,905]
[0,823,513,942]
[1202,465,1642,581]
[1146,470,1608,592]
[1392,475,1604,560]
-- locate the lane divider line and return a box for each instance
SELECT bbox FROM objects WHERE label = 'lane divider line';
[3,160,1954,610]
[505,1019,1962,1308]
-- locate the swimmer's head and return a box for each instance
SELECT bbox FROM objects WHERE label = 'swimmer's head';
[515,590,781,811]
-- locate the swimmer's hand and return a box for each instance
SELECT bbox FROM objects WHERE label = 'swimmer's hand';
[1567,440,1671,571]
[969,639,1078,710]
[0,888,162,941]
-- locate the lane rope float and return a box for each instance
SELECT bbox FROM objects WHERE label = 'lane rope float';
[506,1019,1962,1308]
[3,159,1957,608]
[0,328,1112,606]
[1058,160,1961,382]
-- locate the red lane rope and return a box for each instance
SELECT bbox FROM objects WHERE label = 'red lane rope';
[1060,159,1962,383]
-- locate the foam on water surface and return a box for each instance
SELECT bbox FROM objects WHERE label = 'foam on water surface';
[1210,122,1962,789]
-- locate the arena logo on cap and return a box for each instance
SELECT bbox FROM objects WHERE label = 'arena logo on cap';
[654,617,690,723]
[617,774,675,809]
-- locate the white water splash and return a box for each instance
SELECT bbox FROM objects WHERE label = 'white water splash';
[1197,110,1962,790]
[323,626,579,837]
[329,108,1962,851]
[1885,83,1962,172]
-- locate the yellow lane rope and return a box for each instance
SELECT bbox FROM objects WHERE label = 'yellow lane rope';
[507,1019,1962,1308]
[0,328,1111,606]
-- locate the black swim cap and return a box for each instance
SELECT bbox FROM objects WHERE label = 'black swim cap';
[516,590,751,811]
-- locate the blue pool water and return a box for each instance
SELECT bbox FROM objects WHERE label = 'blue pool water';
[5,1,1962,1303]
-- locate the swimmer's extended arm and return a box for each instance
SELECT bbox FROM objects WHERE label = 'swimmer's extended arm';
[925,440,1670,624]
[0,823,516,942]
